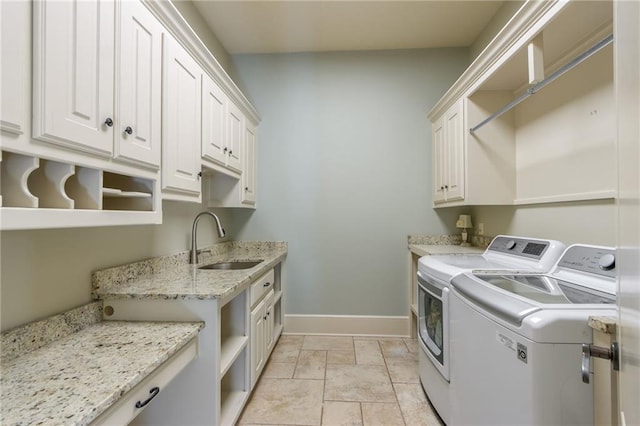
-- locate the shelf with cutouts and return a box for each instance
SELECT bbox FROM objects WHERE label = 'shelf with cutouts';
[0,150,161,230]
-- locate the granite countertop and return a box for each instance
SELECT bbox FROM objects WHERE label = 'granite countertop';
[407,234,491,256]
[92,241,287,301]
[1,302,203,426]
[409,244,485,256]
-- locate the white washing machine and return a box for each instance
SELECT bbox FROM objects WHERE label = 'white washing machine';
[449,244,617,425]
[417,235,566,424]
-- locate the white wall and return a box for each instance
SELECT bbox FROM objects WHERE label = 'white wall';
[0,203,231,331]
[469,1,525,61]
[470,200,616,246]
[228,49,470,317]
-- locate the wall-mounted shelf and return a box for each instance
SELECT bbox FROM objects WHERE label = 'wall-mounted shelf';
[470,33,613,134]
[0,150,161,230]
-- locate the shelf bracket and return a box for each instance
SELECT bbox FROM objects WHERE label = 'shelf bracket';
[469,33,614,135]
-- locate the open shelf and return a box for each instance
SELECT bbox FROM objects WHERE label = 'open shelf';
[220,344,249,425]
[220,335,248,377]
[0,150,161,229]
[220,390,250,426]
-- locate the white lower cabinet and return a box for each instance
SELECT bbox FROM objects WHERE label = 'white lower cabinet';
[251,289,275,388]
[102,263,284,425]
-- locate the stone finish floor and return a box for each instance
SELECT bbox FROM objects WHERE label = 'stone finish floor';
[238,335,443,426]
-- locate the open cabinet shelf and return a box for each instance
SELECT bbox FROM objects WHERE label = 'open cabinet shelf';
[429,0,615,208]
[0,150,161,229]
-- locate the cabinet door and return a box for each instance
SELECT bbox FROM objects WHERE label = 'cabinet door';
[226,102,243,173]
[443,100,464,202]
[250,300,266,388]
[116,0,162,168]
[0,1,30,139]
[162,34,202,198]
[265,299,275,353]
[432,117,446,203]
[242,120,257,206]
[32,0,115,156]
[202,74,228,166]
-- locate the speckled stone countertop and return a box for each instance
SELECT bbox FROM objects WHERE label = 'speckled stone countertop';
[92,241,287,300]
[1,302,203,426]
[408,235,489,256]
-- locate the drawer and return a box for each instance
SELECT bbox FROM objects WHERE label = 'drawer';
[91,337,198,426]
[250,268,275,308]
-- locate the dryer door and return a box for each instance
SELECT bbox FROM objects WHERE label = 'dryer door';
[417,272,450,381]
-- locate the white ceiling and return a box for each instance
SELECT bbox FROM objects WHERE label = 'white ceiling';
[191,1,506,54]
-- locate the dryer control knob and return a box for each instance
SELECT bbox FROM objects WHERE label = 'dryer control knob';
[506,240,516,250]
[598,254,616,271]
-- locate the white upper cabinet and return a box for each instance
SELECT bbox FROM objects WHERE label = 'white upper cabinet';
[115,0,163,168]
[202,74,229,170]
[432,100,464,205]
[242,120,257,206]
[161,33,203,201]
[0,1,30,140]
[31,0,162,168]
[202,74,244,176]
[226,101,244,173]
[429,0,613,207]
[32,0,115,156]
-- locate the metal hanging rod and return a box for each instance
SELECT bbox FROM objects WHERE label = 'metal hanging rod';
[469,33,614,134]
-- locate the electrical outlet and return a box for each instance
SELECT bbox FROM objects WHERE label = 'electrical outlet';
[478,223,484,235]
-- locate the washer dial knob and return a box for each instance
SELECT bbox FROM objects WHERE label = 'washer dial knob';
[506,240,516,250]
[598,254,616,271]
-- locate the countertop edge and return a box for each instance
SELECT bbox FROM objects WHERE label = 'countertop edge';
[1,320,204,426]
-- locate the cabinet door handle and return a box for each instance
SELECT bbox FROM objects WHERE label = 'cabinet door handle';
[440,186,444,190]
[135,386,160,408]
[444,185,449,189]
[124,126,133,135]
[263,315,267,320]
[104,117,114,127]
[245,187,249,191]
[223,147,228,153]
[229,150,233,155]
[263,282,270,287]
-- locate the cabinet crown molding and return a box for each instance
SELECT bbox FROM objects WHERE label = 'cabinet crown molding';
[427,0,563,121]
[142,0,261,125]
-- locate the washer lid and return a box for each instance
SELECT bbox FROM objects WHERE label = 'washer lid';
[476,274,616,305]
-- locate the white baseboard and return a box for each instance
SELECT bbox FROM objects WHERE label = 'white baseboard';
[284,314,410,337]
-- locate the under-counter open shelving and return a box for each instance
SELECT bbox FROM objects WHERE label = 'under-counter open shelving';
[0,150,161,229]
[219,288,250,425]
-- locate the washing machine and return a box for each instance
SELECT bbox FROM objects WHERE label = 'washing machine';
[449,244,616,425]
[417,235,566,424]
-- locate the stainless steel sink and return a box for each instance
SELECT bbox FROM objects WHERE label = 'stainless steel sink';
[198,260,263,270]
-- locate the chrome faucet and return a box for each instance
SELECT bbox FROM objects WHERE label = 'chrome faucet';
[190,211,226,264]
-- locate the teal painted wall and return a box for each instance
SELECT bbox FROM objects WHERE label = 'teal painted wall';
[228,49,470,316]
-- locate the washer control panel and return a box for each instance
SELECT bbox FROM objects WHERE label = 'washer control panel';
[557,245,616,278]
[488,236,550,259]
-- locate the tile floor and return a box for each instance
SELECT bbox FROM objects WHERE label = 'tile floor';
[238,335,443,426]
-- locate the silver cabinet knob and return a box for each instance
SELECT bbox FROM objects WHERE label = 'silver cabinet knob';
[104,117,113,127]
[124,126,133,135]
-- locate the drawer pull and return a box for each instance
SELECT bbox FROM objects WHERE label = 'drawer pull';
[135,386,160,409]
[263,282,271,287]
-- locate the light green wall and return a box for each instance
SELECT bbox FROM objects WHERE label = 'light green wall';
[229,49,470,316]
[0,203,231,331]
